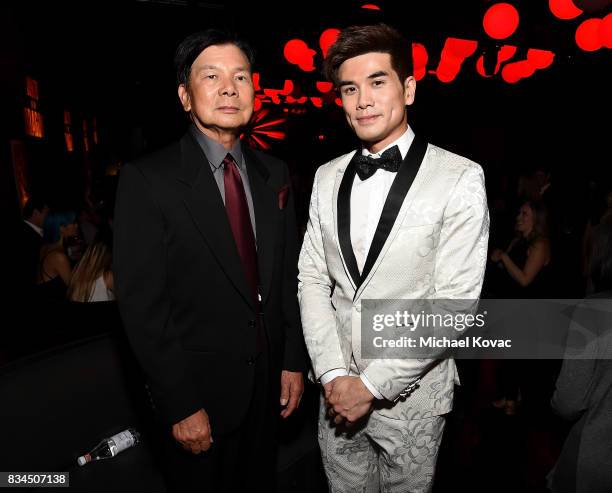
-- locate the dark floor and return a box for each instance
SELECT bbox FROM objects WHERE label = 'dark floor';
[3,301,569,493]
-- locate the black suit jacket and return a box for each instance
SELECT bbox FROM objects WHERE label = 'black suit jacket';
[114,132,306,433]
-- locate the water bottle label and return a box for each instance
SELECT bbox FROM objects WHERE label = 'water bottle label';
[109,430,136,455]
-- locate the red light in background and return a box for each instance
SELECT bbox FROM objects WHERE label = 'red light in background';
[501,63,523,83]
[436,38,477,83]
[263,89,281,104]
[286,95,308,104]
[549,0,583,20]
[318,134,326,140]
[445,37,479,59]
[283,39,317,71]
[499,44,518,63]
[319,29,340,58]
[335,98,343,107]
[501,60,535,83]
[243,108,287,150]
[436,66,459,83]
[412,43,428,81]
[316,81,334,93]
[483,3,520,40]
[476,56,493,78]
[281,80,294,95]
[253,72,261,91]
[361,4,381,10]
[526,49,555,69]
[476,44,517,77]
[601,13,612,48]
[310,97,323,108]
[575,18,603,51]
[263,80,294,104]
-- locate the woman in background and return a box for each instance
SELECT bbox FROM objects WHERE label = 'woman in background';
[36,210,78,301]
[490,199,552,297]
[67,228,114,302]
[489,200,553,415]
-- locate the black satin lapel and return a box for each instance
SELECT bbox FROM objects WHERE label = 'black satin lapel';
[180,136,255,310]
[337,157,361,288]
[243,147,277,304]
[360,135,428,283]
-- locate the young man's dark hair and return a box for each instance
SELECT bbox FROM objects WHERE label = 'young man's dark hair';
[323,23,413,86]
[174,29,255,87]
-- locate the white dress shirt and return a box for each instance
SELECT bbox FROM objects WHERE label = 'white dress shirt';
[24,220,43,237]
[320,126,415,399]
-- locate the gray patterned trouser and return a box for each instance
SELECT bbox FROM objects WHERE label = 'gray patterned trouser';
[318,402,446,493]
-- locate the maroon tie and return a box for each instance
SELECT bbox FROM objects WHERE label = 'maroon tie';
[223,153,260,304]
[223,153,265,352]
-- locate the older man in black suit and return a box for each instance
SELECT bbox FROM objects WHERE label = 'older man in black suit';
[114,29,306,492]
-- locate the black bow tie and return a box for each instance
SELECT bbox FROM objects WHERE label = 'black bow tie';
[353,145,402,181]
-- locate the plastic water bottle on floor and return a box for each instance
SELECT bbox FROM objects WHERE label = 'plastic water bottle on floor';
[77,428,140,466]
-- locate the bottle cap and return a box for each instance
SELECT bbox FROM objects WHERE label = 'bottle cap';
[77,454,90,466]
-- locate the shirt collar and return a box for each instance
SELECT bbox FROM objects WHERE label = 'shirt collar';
[361,125,415,160]
[24,220,43,237]
[189,124,244,170]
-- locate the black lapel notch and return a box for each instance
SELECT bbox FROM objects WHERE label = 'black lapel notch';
[337,157,362,289]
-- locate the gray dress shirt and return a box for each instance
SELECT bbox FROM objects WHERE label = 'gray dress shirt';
[189,124,257,239]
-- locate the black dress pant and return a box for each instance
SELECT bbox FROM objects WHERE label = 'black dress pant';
[159,350,277,493]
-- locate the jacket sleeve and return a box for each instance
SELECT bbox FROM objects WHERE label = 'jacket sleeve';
[298,167,346,379]
[114,163,201,425]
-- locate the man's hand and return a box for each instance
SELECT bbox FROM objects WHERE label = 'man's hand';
[327,376,375,424]
[172,409,213,454]
[280,370,304,418]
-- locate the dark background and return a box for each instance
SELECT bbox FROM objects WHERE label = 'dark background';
[2,0,610,224]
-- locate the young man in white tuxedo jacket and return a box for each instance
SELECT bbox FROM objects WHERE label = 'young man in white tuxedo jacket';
[298,24,489,492]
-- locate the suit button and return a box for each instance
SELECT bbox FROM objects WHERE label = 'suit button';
[246,357,255,366]
[248,320,256,327]
[355,305,361,313]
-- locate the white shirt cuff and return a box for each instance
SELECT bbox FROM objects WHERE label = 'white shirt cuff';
[319,368,348,385]
[359,373,384,400]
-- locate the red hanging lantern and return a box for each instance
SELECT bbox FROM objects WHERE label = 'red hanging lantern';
[548,0,583,20]
[319,29,340,58]
[601,13,612,49]
[483,3,520,40]
[575,18,603,51]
